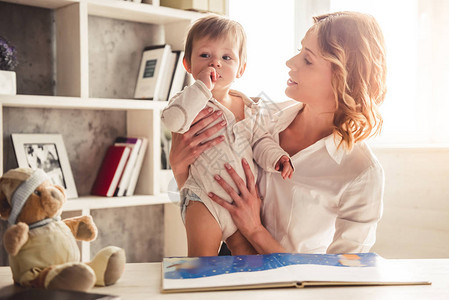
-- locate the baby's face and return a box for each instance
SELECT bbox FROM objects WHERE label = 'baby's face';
[187,36,243,90]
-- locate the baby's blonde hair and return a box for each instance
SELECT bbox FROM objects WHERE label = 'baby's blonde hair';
[312,11,387,150]
[184,14,247,67]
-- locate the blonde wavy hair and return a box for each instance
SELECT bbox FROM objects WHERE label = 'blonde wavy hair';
[312,11,387,150]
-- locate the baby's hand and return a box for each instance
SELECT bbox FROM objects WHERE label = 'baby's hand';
[275,155,294,179]
[197,67,218,90]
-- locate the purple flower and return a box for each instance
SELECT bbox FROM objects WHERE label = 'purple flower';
[0,36,18,71]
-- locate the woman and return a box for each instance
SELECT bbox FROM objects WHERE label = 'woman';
[169,11,387,254]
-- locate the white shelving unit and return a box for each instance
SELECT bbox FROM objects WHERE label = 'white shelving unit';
[0,95,169,110]
[0,0,200,258]
[64,194,171,212]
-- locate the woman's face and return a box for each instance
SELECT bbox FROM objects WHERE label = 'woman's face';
[285,29,335,112]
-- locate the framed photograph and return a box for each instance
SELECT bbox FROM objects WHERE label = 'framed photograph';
[11,134,78,199]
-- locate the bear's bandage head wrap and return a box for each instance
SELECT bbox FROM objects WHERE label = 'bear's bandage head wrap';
[8,169,48,225]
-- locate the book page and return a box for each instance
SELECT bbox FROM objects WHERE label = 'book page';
[162,255,293,291]
[162,253,430,292]
[279,253,420,283]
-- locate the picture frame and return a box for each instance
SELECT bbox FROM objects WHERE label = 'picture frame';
[11,133,78,199]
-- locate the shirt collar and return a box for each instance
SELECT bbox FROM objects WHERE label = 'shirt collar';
[272,101,303,130]
[227,97,348,164]
[229,89,259,108]
[324,134,346,164]
[271,100,347,164]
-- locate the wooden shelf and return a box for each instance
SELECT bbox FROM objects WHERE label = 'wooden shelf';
[0,0,78,9]
[63,193,179,212]
[0,94,168,111]
[86,0,203,25]
[2,0,203,24]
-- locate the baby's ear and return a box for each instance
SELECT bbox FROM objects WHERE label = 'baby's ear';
[0,182,12,220]
[236,62,247,78]
[182,56,191,73]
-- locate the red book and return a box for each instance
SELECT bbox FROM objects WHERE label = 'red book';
[114,137,143,197]
[91,145,131,197]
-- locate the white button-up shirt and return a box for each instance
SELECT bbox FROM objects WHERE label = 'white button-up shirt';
[258,100,384,254]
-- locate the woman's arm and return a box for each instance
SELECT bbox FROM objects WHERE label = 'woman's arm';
[169,107,226,188]
[327,165,384,253]
[208,158,287,254]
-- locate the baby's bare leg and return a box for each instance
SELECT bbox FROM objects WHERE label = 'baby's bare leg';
[184,201,222,257]
[226,230,258,255]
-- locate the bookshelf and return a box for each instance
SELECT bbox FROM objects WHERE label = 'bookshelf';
[0,0,199,260]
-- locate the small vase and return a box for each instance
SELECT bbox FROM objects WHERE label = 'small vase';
[0,70,17,95]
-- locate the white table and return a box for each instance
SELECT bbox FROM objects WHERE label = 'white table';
[0,259,448,299]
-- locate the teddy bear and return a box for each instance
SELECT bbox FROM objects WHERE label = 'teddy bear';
[0,167,126,292]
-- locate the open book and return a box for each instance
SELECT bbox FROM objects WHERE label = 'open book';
[162,253,430,293]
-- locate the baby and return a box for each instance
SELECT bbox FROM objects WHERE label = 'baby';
[161,14,293,256]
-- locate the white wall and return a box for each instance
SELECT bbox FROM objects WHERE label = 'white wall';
[371,147,449,258]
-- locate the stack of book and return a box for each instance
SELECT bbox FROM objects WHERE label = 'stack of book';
[134,44,191,101]
[91,137,148,197]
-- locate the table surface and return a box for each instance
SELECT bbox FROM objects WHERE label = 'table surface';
[0,259,448,299]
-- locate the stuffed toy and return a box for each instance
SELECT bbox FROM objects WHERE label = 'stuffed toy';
[0,168,126,292]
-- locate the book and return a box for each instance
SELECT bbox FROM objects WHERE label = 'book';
[114,137,143,197]
[160,0,208,12]
[167,50,187,100]
[159,51,178,102]
[160,0,225,14]
[134,44,173,100]
[160,124,171,170]
[0,288,120,300]
[161,253,431,293]
[91,145,131,197]
[125,137,148,196]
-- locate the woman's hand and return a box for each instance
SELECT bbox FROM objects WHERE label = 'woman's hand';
[208,158,264,239]
[169,107,226,188]
[209,158,288,254]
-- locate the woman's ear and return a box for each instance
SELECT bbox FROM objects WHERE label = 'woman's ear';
[236,62,247,78]
[183,56,191,73]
